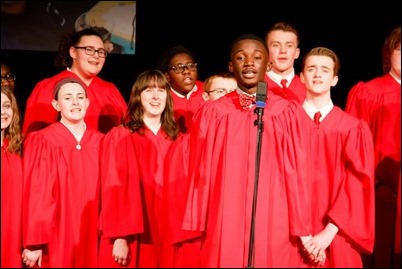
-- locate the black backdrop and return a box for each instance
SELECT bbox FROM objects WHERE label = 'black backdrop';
[2,1,400,115]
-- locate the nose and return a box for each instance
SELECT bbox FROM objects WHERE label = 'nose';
[71,97,80,104]
[244,56,255,66]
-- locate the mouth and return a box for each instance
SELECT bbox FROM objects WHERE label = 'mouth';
[242,69,257,78]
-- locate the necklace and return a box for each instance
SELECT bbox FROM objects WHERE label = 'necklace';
[73,126,86,150]
[75,134,83,150]
[60,119,86,150]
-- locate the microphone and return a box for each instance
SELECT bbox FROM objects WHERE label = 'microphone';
[249,81,267,267]
[254,81,267,128]
[255,81,267,108]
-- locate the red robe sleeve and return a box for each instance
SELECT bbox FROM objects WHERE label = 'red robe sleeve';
[162,133,201,243]
[23,132,59,246]
[328,116,375,253]
[99,126,144,238]
[1,142,23,268]
[159,133,201,267]
[396,171,401,254]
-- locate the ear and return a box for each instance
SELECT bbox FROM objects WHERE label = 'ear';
[331,76,339,87]
[51,99,60,111]
[294,48,301,60]
[70,46,76,59]
[228,62,233,73]
[300,72,305,83]
[164,72,171,83]
[202,92,210,101]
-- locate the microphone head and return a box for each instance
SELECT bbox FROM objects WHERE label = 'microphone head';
[255,81,267,108]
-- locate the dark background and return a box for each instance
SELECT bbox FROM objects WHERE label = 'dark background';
[2,1,400,115]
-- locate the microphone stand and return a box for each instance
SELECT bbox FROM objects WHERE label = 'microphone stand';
[246,99,265,268]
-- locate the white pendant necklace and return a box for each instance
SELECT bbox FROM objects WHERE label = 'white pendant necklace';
[60,119,86,150]
[74,130,84,150]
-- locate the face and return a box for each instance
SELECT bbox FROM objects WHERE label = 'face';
[228,39,268,93]
[204,77,237,101]
[1,92,13,131]
[390,44,401,79]
[141,85,167,120]
[300,55,338,97]
[166,53,198,96]
[70,35,106,77]
[52,82,89,123]
[1,64,15,91]
[266,30,300,75]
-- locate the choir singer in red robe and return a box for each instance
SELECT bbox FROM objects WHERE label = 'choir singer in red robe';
[22,77,104,267]
[180,34,312,268]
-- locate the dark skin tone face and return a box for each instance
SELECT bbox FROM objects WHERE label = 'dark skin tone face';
[228,39,269,95]
[165,53,198,96]
[1,64,15,91]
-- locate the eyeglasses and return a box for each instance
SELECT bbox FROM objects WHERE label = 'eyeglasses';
[169,63,197,74]
[206,88,229,95]
[74,46,108,58]
[1,74,16,83]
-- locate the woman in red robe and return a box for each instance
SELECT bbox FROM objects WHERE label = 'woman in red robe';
[23,28,127,135]
[98,70,180,267]
[22,77,104,267]
[1,86,24,267]
[345,26,401,268]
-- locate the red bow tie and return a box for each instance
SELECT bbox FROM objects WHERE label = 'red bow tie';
[239,93,256,109]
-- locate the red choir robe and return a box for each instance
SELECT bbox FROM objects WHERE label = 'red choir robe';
[181,90,311,267]
[1,140,23,268]
[23,70,127,135]
[22,122,104,268]
[303,107,375,267]
[264,74,306,104]
[345,74,401,267]
[159,133,201,267]
[170,80,205,134]
[98,126,174,268]
[396,171,401,254]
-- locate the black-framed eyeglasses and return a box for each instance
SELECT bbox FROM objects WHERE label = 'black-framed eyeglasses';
[1,74,16,83]
[74,46,108,58]
[169,63,197,74]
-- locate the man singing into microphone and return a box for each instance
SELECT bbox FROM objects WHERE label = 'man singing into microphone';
[177,34,313,267]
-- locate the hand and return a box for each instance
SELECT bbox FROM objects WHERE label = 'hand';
[22,248,42,268]
[302,223,339,266]
[113,238,130,266]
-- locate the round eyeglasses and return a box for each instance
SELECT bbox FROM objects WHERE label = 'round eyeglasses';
[1,74,16,83]
[74,46,108,58]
